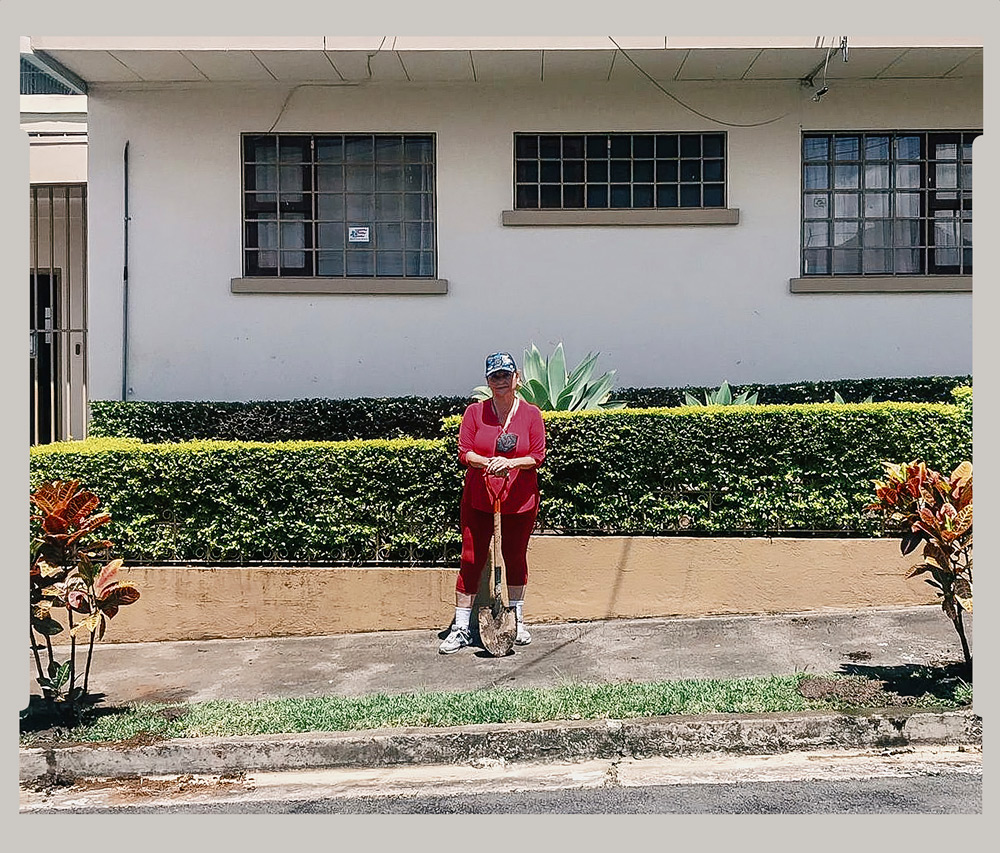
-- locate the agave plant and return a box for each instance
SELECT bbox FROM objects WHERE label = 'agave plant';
[683,381,759,407]
[472,342,624,411]
[833,391,874,404]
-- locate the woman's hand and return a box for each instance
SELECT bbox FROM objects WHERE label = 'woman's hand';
[485,456,512,475]
[464,451,491,470]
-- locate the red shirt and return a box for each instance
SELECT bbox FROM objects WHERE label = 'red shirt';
[458,399,546,513]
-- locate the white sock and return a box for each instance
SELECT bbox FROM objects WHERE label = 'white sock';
[509,599,524,624]
[454,607,472,631]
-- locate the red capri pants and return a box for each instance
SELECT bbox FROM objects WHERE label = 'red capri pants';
[457,502,537,595]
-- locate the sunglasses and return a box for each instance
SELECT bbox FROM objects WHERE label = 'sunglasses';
[487,371,514,381]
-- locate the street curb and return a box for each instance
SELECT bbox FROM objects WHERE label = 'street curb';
[20,708,982,783]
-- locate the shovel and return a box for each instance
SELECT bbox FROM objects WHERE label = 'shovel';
[477,471,517,657]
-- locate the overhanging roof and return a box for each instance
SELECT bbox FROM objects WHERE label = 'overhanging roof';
[23,37,983,87]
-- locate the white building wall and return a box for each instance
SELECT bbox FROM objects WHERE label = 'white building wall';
[85,77,979,402]
[29,141,87,184]
[22,97,89,183]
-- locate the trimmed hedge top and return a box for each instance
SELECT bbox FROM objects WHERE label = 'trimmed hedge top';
[32,436,445,455]
[87,397,470,444]
[613,375,972,409]
[443,397,969,429]
[87,375,971,443]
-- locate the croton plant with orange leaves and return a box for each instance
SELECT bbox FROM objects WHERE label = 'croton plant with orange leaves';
[29,480,140,706]
[870,460,972,675]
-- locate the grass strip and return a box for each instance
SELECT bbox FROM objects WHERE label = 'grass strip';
[20,672,972,746]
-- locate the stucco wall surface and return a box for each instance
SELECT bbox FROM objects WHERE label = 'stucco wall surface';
[29,141,87,184]
[103,536,934,642]
[84,78,980,402]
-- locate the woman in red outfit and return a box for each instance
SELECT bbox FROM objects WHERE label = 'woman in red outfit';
[439,351,547,654]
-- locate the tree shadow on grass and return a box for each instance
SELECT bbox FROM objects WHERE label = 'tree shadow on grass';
[837,661,971,704]
[19,693,186,744]
[20,693,119,735]
[799,661,971,709]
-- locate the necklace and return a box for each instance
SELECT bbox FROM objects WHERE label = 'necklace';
[491,396,519,433]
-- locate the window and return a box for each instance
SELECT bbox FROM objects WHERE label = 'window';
[801,131,979,276]
[242,133,436,278]
[513,132,726,210]
[20,56,75,95]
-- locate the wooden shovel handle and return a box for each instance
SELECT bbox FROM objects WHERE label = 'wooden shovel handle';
[484,472,509,597]
[492,503,504,592]
[483,470,512,506]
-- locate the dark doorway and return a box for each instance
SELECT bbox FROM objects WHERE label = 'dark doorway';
[30,271,59,445]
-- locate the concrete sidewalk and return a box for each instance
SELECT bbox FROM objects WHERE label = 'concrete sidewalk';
[21,606,979,784]
[26,604,969,706]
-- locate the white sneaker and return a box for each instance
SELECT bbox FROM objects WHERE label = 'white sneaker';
[515,624,532,646]
[439,626,472,654]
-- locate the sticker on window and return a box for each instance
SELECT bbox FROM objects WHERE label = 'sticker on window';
[348,226,371,243]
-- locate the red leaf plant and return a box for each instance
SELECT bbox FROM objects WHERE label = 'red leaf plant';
[29,480,140,707]
[869,460,972,676]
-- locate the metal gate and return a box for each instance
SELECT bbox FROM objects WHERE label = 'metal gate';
[29,183,88,445]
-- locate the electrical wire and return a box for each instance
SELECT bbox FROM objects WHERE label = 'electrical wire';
[810,46,835,101]
[269,39,826,133]
[366,35,388,79]
[267,37,387,132]
[609,37,803,128]
[266,82,358,133]
[821,45,834,82]
[802,37,849,99]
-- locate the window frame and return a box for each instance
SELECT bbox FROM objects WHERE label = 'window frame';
[511,131,729,212]
[240,132,439,281]
[799,130,978,279]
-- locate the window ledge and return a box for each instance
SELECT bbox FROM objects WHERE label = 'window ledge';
[790,275,971,294]
[501,208,739,226]
[231,277,448,295]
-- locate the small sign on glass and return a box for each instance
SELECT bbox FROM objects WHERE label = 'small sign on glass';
[348,226,371,243]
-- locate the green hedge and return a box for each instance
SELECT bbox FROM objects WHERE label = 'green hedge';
[88,397,471,443]
[952,384,973,416]
[614,375,972,409]
[30,438,464,564]
[32,399,971,563]
[88,375,970,443]
[518,402,971,534]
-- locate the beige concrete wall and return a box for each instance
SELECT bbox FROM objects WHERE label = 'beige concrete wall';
[524,537,932,622]
[103,536,933,643]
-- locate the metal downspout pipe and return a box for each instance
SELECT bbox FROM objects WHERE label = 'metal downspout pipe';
[121,141,130,401]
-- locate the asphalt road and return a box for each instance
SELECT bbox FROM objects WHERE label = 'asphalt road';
[21,772,982,814]
[21,746,981,814]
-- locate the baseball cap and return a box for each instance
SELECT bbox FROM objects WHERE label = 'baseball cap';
[485,351,517,377]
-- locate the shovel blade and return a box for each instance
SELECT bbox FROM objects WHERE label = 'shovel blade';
[477,604,516,657]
